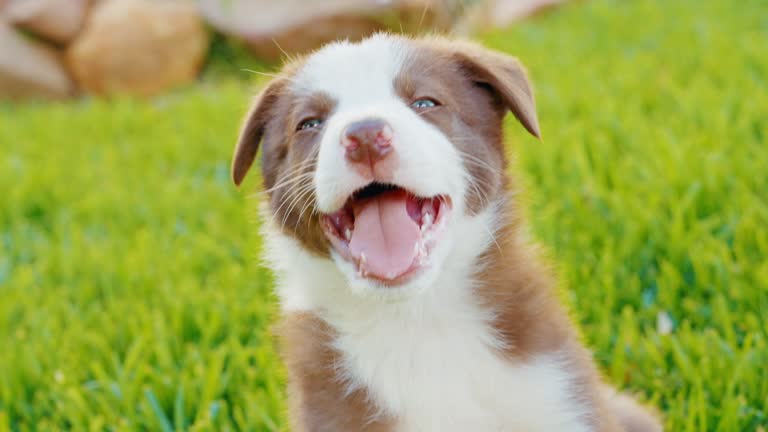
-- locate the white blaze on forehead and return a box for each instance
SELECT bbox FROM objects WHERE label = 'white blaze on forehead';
[304,34,468,215]
[291,34,408,105]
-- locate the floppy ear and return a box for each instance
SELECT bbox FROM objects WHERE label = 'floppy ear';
[453,45,541,138]
[231,79,287,186]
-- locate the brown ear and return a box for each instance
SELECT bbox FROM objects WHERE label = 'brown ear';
[454,45,541,138]
[232,79,287,186]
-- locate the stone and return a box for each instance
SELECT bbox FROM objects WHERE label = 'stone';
[198,0,456,60]
[67,0,208,97]
[5,0,90,44]
[487,0,565,27]
[0,19,74,100]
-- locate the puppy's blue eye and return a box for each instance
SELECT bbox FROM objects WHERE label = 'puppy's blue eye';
[298,118,323,131]
[411,98,439,109]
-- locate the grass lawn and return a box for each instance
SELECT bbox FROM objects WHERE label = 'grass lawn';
[1,0,766,430]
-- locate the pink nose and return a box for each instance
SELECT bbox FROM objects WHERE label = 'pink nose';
[341,118,393,166]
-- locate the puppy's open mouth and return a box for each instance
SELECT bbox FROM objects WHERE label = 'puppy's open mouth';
[320,182,452,286]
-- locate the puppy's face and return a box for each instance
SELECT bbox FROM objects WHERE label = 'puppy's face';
[232,34,539,297]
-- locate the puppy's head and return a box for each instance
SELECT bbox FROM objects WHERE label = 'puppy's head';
[233,34,539,297]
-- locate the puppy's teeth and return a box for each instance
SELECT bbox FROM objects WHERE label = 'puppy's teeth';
[421,213,433,231]
[359,253,367,278]
[415,241,427,262]
[421,202,431,215]
[344,228,352,241]
[416,243,428,265]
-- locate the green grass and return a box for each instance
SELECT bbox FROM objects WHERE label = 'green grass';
[1,0,766,430]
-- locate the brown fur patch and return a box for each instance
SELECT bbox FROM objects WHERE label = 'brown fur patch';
[395,46,505,214]
[467,197,625,431]
[233,61,335,256]
[605,388,664,432]
[393,38,541,214]
[277,312,395,432]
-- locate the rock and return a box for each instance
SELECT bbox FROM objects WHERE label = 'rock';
[486,0,566,27]
[5,0,90,44]
[0,19,74,100]
[198,0,456,60]
[67,0,208,97]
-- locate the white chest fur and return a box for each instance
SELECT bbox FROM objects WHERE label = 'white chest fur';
[329,292,591,432]
[262,209,591,431]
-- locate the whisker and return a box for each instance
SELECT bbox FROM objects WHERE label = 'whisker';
[415,107,441,117]
[296,195,318,226]
[260,171,315,195]
[462,172,492,209]
[281,184,316,230]
[256,159,317,196]
[484,225,503,254]
[459,157,497,173]
[240,69,280,79]
[277,178,315,222]
[271,180,313,227]
[240,68,304,87]
[417,2,431,34]
[271,38,295,63]
[455,149,500,176]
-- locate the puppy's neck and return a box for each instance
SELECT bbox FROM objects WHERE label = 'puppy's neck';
[268,196,599,431]
[261,199,507,331]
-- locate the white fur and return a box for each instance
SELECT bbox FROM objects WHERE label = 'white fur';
[259,34,592,431]
[261,204,591,431]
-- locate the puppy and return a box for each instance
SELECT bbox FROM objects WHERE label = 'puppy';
[231,33,662,432]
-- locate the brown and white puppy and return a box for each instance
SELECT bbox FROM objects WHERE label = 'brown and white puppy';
[231,33,662,432]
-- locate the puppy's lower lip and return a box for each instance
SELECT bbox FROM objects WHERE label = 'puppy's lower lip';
[321,187,451,285]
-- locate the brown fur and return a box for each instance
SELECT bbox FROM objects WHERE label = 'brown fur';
[605,387,664,432]
[476,204,627,431]
[233,35,662,432]
[232,61,333,256]
[278,313,395,431]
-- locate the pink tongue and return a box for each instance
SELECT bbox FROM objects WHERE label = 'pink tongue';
[349,191,421,280]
